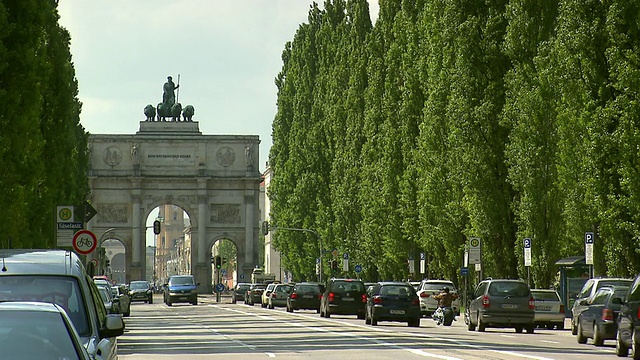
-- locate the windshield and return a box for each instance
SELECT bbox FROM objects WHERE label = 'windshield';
[0,275,90,336]
[422,282,456,291]
[169,276,195,286]
[488,282,530,297]
[332,281,365,293]
[0,310,82,359]
[129,281,150,290]
[98,287,111,303]
[532,291,559,301]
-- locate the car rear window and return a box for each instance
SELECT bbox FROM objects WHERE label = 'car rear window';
[531,291,559,301]
[380,285,413,296]
[0,275,89,336]
[129,281,150,290]
[332,281,365,293]
[422,282,456,291]
[488,282,530,297]
[275,285,292,293]
[295,285,320,294]
[596,279,632,291]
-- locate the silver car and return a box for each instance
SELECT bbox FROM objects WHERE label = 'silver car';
[531,289,565,330]
[416,279,460,316]
[0,249,125,360]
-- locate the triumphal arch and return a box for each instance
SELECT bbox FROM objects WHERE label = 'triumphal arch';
[86,120,261,293]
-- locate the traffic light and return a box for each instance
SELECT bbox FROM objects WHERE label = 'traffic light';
[214,255,222,269]
[331,260,338,272]
[261,221,269,235]
[153,220,161,235]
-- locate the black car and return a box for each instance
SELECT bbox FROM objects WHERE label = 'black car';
[231,283,251,304]
[365,282,420,327]
[287,282,322,313]
[129,280,153,304]
[245,283,266,305]
[320,278,366,319]
[466,279,535,333]
[575,285,628,346]
[571,277,632,335]
[616,273,640,358]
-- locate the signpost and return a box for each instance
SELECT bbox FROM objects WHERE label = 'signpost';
[468,237,481,264]
[72,229,97,255]
[420,252,426,275]
[585,232,594,277]
[343,253,349,272]
[524,238,532,286]
[408,255,415,275]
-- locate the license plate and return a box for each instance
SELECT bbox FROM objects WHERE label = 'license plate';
[390,310,405,315]
[179,296,188,300]
[502,304,518,309]
[342,297,354,301]
[304,295,314,299]
[536,306,551,311]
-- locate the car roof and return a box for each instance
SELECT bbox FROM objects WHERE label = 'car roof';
[0,249,83,277]
[0,301,66,313]
[531,289,558,292]
[378,281,414,286]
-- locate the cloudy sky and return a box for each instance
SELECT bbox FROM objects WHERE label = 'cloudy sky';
[57,1,379,174]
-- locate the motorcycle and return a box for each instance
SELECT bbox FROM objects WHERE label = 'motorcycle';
[433,306,455,326]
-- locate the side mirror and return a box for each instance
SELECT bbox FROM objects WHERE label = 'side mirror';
[100,314,125,338]
[579,299,588,306]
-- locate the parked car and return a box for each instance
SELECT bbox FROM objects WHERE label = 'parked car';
[575,285,628,346]
[0,249,125,360]
[129,280,153,304]
[320,278,367,319]
[571,277,632,335]
[268,283,293,309]
[97,284,120,315]
[466,278,535,333]
[164,275,198,306]
[287,282,322,313]
[616,273,640,358]
[111,285,131,317]
[416,279,460,316]
[245,283,267,305]
[365,282,421,327]
[261,283,278,308]
[530,289,565,329]
[0,301,94,360]
[231,283,251,304]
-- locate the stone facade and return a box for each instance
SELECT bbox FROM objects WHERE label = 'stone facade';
[86,121,262,293]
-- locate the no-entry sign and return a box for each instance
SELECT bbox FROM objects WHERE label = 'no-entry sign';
[72,229,97,255]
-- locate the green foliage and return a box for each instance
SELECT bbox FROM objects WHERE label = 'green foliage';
[0,1,88,249]
[270,0,640,285]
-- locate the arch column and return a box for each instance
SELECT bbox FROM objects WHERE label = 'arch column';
[244,194,254,267]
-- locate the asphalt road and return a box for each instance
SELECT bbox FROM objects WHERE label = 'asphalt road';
[117,294,618,359]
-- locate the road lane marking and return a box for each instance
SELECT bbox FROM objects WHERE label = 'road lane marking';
[265,352,276,357]
[540,340,559,344]
[212,305,463,359]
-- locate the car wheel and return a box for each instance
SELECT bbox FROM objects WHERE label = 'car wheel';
[632,330,640,360]
[365,311,371,325]
[515,326,523,333]
[192,299,198,306]
[593,323,604,346]
[371,315,378,326]
[477,315,486,332]
[149,296,153,304]
[357,312,365,320]
[316,307,320,314]
[525,325,535,334]
[268,302,274,309]
[557,322,564,330]
[409,317,420,327]
[617,331,629,357]
[325,308,331,318]
[261,302,267,308]
[571,318,578,335]
[286,304,293,313]
[232,298,236,304]
[576,320,587,344]
[167,301,172,307]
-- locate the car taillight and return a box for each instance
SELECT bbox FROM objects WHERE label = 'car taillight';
[362,294,367,303]
[271,292,276,297]
[637,307,640,320]
[412,298,420,306]
[420,293,429,298]
[373,296,383,304]
[291,293,298,299]
[559,304,565,314]
[602,308,614,321]
[329,292,335,302]
[482,295,490,308]
[529,296,535,310]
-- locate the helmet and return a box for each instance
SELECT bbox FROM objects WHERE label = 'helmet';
[442,287,450,293]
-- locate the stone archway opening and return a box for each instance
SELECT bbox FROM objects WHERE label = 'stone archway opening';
[211,239,238,291]
[146,204,192,289]
[102,238,126,284]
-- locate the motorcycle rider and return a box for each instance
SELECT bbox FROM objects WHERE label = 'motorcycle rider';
[432,287,458,324]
